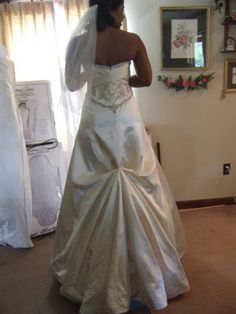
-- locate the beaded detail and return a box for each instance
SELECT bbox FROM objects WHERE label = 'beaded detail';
[90,79,133,113]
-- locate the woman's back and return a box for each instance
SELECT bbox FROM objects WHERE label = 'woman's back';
[95,27,137,66]
[95,26,152,87]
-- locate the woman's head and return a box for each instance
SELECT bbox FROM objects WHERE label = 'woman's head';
[89,0,124,31]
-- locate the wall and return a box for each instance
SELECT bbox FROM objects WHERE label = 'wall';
[125,0,236,202]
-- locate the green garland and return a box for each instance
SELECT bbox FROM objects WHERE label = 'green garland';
[157,73,215,92]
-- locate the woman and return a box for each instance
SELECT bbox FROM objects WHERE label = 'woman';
[51,1,190,313]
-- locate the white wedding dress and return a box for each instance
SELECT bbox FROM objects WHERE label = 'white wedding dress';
[0,44,32,248]
[51,62,190,313]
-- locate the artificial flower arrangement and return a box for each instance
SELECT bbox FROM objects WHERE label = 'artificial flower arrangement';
[157,72,215,92]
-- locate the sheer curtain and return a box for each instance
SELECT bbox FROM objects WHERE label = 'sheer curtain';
[0,0,88,163]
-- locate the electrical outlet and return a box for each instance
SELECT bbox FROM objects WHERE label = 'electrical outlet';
[223,163,231,175]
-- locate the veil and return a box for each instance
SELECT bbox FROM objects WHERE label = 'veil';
[65,4,97,113]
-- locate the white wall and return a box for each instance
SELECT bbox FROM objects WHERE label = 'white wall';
[125,0,236,201]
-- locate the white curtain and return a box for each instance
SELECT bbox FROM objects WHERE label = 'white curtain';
[0,0,88,164]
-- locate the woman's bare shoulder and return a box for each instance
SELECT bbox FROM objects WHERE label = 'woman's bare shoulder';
[120,30,142,43]
[118,30,144,53]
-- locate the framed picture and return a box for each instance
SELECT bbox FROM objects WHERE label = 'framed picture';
[224,59,236,92]
[226,37,236,51]
[160,6,210,71]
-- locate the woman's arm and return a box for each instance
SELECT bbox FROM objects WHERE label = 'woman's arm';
[129,35,152,88]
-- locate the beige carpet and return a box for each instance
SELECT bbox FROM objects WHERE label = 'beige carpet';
[0,205,236,314]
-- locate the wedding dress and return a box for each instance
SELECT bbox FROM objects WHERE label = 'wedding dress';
[0,44,32,248]
[51,61,190,313]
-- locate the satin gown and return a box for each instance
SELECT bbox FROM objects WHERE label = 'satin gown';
[0,44,32,248]
[51,62,190,313]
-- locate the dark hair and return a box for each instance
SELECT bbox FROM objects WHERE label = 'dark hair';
[89,0,124,31]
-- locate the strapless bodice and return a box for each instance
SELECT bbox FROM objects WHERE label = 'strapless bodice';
[89,62,133,113]
[92,61,130,83]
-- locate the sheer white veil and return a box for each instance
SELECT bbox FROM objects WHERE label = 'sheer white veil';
[65,4,97,112]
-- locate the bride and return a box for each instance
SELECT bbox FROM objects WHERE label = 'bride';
[51,1,190,313]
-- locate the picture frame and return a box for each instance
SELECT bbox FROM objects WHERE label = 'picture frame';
[224,59,236,92]
[226,37,236,51]
[160,6,210,71]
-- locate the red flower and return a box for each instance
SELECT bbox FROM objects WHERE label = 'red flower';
[202,77,209,83]
[183,80,191,87]
[190,81,197,88]
[179,34,189,45]
[177,80,184,87]
[173,39,182,48]
[165,79,172,87]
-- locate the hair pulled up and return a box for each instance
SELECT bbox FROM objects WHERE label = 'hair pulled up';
[89,0,124,31]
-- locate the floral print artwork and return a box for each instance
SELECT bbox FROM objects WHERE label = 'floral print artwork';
[171,19,198,59]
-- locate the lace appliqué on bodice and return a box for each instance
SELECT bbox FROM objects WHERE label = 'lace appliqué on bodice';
[90,79,133,113]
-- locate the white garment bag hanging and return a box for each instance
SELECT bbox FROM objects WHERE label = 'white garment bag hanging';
[15,80,67,237]
[0,44,33,248]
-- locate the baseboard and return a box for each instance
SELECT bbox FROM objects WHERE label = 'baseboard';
[176,197,236,210]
